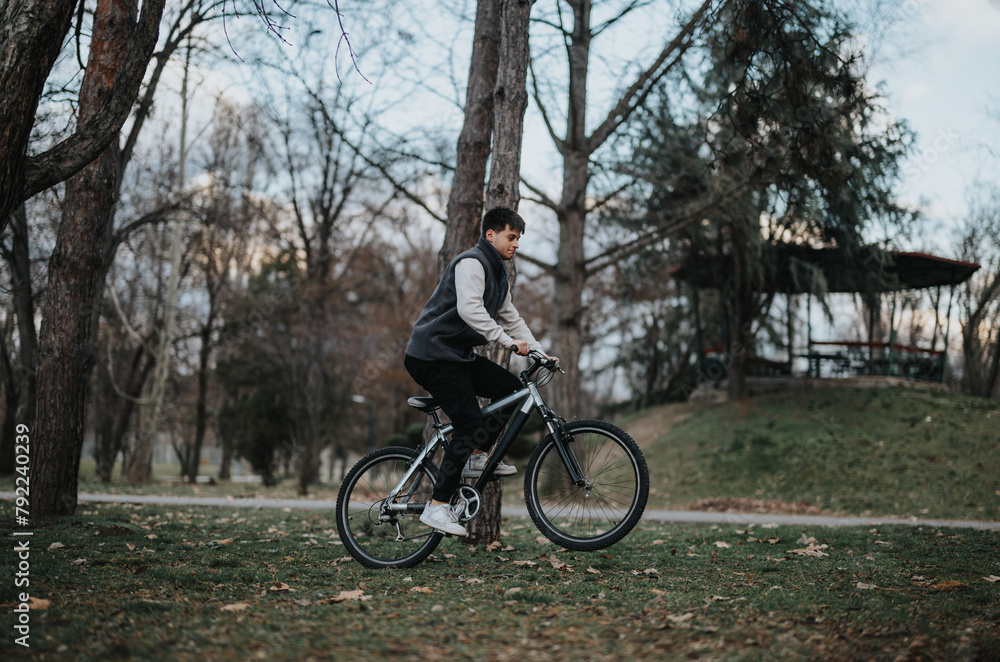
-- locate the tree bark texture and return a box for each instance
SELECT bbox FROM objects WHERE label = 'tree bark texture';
[438,0,501,272]
[0,0,76,234]
[484,0,532,212]
[0,0,165,232]
[9,205,37,433]
[465,0,534,548]
[31,0,138,516]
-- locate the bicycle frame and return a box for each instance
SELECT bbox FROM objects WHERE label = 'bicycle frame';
[382,365,585,515]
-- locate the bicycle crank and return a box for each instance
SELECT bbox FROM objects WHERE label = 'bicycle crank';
[452,485,482,523]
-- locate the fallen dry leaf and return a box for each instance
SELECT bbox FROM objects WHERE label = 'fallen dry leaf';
[72,558,86,565]
[650,588,667,596]
[652,540,666,545]
[930,580,967,591]
[984,575,1000,583]
[857,582,876,590]
[48,542,65,550]
[269,582,293,592]
[713,541,731,549]
[667,612,695,624]
[464,578,484,585]
[330,590,372,602]
[220,602,249,612]
[504,587,522,596]
[511,560,537,567]
[786,544,829,557]
[28,597,51,610]
[409,587,433,594]
[535,536,550,544]
[587,567,601,575]
[547,555,573,571]
[486,541,502,552]
[293,599,312,607]
[145,534,157,540]
[125,542,136,551]
[212,538,234,545]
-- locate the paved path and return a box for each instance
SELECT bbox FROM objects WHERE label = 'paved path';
[4,492,998,530]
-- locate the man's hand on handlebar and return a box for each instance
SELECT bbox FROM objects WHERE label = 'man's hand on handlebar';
[508,340,531,356]
[509,344,562,373]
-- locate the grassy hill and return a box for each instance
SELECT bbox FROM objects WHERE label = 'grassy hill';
[629,386,1000,520]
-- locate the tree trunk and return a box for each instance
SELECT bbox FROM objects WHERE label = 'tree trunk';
[464,0,534,547]
[0,333,17,475]
[543,0,714,417]
[0,0,166,231]
[438,0,501,273]
[95,343,152,482]
[2,204,38,475]
[218,434,233,480]
[128,38,193,484]
[548,0,592,419]
[31,0,139,516]
[551,200,587,418]
[725,219,750,401]
[0,0,76,234]
[187,316,214,483]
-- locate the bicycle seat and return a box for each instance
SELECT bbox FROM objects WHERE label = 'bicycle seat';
[407,396,440,413]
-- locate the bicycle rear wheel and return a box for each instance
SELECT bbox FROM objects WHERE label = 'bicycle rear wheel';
[524,420,648,551]
[336,447,442,568]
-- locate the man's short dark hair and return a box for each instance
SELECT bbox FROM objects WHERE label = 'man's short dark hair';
[482,206,526,236]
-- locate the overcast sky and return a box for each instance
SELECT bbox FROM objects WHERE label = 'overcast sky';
[871,0,1000,248]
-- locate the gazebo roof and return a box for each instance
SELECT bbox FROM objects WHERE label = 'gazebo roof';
[671,246,980,293]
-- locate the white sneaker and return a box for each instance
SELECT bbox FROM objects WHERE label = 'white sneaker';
[462,453,517,478]
[419,503,468,536]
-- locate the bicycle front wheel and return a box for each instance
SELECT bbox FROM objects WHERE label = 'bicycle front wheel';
[336,447,442,568]
[524,420,648,551]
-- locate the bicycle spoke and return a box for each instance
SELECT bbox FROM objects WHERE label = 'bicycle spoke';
[526,421,648,551]
[337,448,442,568]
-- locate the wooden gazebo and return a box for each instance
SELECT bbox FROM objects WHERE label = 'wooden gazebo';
[671,247,981,383]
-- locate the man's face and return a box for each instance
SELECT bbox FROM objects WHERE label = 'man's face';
[486,225,520,260]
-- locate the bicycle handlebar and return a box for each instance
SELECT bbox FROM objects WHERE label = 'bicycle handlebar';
[508,345,564,374]
[528,349,565,374]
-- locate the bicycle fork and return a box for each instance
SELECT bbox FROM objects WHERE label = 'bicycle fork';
[533,383,588,489]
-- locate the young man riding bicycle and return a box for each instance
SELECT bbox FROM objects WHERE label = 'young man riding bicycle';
[404,206,557,536]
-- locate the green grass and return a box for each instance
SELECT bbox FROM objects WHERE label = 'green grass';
[642,387,1000,520]
[4,386,996,522]
[2,502,998,660]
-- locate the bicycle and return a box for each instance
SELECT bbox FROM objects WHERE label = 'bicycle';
[335,351,649,569]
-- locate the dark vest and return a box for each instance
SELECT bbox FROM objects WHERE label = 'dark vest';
[406,236,509,362]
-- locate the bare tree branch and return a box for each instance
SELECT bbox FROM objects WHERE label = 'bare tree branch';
[22,0,168,198]
[529,56,566,154]
[586,0,715,155]
[592,0,654,38]
[519,175,560,212]
[584,183,748,276]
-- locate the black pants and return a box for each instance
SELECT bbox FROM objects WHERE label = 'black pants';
[404,354,521,502]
